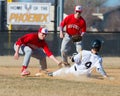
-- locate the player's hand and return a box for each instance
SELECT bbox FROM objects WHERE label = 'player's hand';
[58,61,63,68]
[103,75,115,80]
[14,52,19,60]
[60,31,64,38]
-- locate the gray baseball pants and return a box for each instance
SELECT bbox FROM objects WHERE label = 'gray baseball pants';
[14,44,47,70]
[60,33,82,63]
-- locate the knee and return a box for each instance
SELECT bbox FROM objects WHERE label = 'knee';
[39,55,46,60]
[61,51,67,56]
[24,47,32,55]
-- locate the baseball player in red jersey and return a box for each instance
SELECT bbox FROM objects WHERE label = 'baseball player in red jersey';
[59,5,86,66]
[14,27,61,76]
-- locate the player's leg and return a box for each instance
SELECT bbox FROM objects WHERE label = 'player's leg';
[75,41,83,53]
[49,67,69,77]
[66,64,79,76]
[60,33,71,64]
[32,48,47,73]
[49,65,78,77]
[21,46,32,76]
[14,44,32,76]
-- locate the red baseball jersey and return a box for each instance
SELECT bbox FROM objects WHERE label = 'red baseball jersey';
[15,33,52,57]
[60,14,86,36]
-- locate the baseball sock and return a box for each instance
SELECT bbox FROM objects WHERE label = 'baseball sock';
[21,66,27,72]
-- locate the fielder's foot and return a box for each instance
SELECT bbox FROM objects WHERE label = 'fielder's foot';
[21,70,30,76]
[48,72,53,77]
[35,69,49,76]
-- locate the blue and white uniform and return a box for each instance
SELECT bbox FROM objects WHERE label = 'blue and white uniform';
[53,50,107,77]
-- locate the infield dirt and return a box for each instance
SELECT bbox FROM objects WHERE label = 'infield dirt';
[0,56,120,96]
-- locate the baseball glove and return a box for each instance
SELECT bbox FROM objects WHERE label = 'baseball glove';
[58,61,71,68]
[62,62,71,67]
[71,35,82,42]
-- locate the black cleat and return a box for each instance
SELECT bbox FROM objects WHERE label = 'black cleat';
[48,72,53,77]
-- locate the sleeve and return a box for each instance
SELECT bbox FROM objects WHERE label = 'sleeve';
[95,58,107,76]
[73,53,82,64]
[81,18,86,33]
[60,15,69,28]
[16,34,32,46]
[42,42,53,57]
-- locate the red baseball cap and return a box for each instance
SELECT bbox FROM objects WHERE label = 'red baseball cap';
[38,27,48,34]
[75,5,83,12]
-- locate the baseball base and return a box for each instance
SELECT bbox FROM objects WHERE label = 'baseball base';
[35,72,44,76]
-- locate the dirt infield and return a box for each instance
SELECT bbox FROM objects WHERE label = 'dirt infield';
[0,56,120,96]
[0,56,120,85]
[0,66,120,85]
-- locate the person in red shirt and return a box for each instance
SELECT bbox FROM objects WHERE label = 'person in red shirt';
[59,5,86,66]
[14,27,61,76]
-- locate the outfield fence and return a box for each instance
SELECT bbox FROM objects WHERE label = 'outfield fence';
[0,31,120,57]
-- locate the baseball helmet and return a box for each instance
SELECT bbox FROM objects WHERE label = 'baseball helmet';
[91,39,102,52]
[74,5,83,12]
[38,27,48,34]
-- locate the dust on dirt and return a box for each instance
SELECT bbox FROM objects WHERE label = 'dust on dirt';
[0,56,120,86]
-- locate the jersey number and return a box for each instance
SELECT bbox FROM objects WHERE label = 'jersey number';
[85,62,92,69]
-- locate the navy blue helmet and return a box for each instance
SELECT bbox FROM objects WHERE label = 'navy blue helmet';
[91,39,102,52]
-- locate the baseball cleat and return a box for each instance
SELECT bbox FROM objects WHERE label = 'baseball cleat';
[48,72,53,77]
[21,70,30,76]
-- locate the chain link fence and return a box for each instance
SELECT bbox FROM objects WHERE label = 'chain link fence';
[0,31,120,57]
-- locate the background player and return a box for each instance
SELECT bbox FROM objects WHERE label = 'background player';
[48,39,108,78]
[59,5,86,66]
[14,27,61,76]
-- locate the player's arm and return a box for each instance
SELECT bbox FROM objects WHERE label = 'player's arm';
[49,55,62,66]
[81,18,86,37]
[59,16,68,38]
[59,26,64,38]
[43,42,62,66]
[96,59,108,78]
[71,53,81,64]
[96,67,108,78]
[14,44,20,60]
[59,23,65,39]
[14,34,30,60]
